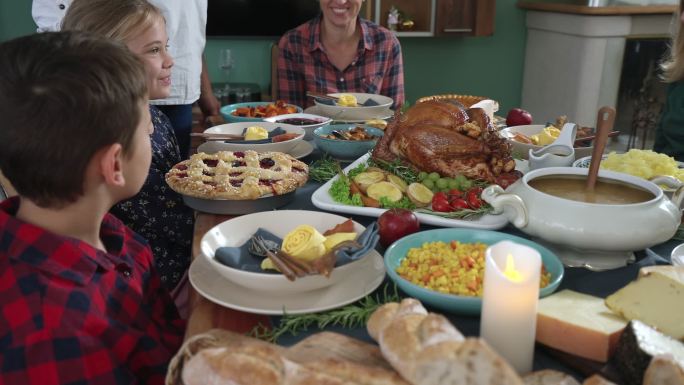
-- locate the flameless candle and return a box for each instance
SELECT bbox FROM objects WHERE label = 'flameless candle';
[480,240,541,374]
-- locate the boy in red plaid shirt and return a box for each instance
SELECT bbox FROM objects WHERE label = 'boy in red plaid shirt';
[0,31,185,385]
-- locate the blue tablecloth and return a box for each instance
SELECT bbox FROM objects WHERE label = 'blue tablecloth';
[261,146,681,378]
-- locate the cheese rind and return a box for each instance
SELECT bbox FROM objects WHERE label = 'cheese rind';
[605,266,684,340]
[536,290,627,362]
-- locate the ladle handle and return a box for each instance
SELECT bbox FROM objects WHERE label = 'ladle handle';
[586,106,616,191]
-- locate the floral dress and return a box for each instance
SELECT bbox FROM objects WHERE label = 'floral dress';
[111,105,194,290]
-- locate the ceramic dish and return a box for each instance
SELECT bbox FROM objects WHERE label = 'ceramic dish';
[313,124,384,161]
[501,125,594,160]
[189,249,385,315]
[220,101,303,123]
[384,228,564,315]
[310,153,509,230]
[200,210,373,294]
[313,92,393,121]
[202,121,304,154]
[197,138,314,160]
[670,243,684,266]
[181,191,295,215]
[304,106,394,123]
[264,112,332,141]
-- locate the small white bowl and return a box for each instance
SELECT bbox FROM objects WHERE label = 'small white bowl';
[202,121,304,154]
[500,124,594,160]
[200,210,370,294]
[313,92,393,121]
[264,112,332,141]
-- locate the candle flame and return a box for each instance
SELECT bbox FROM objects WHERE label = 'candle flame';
[503,254,523,282]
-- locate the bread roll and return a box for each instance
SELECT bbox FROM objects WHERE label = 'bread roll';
[582,375,617,385]
[523,369,580,385]
[180,339,411,385]
[643,355,684,385]
[367,298,523,385]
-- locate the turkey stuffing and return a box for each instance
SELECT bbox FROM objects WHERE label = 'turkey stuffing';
[372,99,519,185]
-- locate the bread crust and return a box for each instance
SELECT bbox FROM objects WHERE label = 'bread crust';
[367,298,524,385]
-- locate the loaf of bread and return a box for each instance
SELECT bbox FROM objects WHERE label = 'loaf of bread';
[179,334,410,385]
[522,369,580,385]
[367,298,524,385]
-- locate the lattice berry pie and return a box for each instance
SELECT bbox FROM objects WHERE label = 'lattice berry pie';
[165,150,309,200]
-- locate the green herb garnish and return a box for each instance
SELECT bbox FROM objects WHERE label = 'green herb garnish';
[415,205,493,220]
[380,196,415,210]
[308,155,341,183]
[367,158,418,185]
[249,284,401,343]
[328,164,364,206]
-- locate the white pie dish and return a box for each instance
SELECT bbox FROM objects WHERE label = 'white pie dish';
[200,210,373,295]
[202,121,305,154]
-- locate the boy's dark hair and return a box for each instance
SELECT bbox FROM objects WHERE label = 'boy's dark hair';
[0,31,148,208]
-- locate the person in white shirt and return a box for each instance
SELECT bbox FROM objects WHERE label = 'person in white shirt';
[32,0,220,157]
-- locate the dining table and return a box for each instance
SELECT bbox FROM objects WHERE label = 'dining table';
[182,141,681,381]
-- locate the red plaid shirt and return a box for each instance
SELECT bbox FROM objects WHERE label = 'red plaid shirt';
[277,15,405,109]
[0,197,185,385]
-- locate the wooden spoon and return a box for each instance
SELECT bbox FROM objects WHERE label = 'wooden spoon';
[585,106,616,191]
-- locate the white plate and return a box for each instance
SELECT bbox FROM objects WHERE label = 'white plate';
[670,243,684,266]
[188,249,385,315]
[310,153,509,230]
[304,106,394,123]
[196,139,313,160]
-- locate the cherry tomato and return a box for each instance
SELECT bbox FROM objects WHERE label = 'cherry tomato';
[432,199,453,212]
[433,191,448,202]
[447,188,462,199]
[450,198,470,210]
[466,191,482,209]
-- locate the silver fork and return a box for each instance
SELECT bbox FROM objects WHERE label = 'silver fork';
[249,235,279,257]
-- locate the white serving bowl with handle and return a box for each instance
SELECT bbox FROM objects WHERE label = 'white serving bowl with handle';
[481,167,683,257]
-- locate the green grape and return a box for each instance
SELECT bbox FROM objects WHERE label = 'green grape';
[436,178,449,189]
[461,178,473,189]
[448,179,460,189]
[418,171,428,181]
[422,179,435,189]
[428,172,441,181]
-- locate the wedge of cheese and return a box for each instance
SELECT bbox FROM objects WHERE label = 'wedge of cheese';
[605,266,684,340]
[536,290,627,362]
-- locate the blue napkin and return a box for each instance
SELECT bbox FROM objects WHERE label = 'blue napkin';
[213,222,380,273]
[315,98,335,106]
[226,126,287,144]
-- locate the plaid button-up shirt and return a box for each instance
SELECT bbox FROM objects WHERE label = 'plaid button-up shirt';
[277,15,405,109]
[0,197,185,385]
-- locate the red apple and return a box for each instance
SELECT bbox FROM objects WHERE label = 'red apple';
[506,108,533,126]
[377,208,420,247]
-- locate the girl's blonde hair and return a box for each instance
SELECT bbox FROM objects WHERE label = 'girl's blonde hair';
[62,0,164,43]
[661,0,684,82]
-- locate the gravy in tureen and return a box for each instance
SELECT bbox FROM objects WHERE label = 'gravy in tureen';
[528,176,654,204]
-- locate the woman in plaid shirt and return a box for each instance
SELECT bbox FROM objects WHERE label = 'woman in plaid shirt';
[277,0,405,109]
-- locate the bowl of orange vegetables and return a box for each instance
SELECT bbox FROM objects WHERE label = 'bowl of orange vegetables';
[220,101,303,123]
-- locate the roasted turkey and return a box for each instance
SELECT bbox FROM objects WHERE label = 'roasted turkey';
[372,100,518,184]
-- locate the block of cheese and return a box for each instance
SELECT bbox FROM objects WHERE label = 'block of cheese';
[611,320,684,385]
[605,266,684,340]
[536,290,627,362]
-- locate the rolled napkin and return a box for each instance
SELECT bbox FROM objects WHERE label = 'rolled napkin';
[213,222,380,273]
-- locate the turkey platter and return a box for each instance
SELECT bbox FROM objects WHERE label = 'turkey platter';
[372,99,519,185]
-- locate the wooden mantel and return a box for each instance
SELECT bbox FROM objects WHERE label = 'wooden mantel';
[517,1,676,15]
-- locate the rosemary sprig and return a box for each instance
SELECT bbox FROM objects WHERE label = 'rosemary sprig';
[308,155,341,183]
[415,205,493,220]
[367,158,418,184]
[248,284,401,343]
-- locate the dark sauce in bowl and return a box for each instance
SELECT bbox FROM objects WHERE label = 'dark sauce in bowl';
[277,118,325,126]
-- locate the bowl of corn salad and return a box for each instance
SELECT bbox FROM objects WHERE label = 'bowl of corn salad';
[384,228,564,315]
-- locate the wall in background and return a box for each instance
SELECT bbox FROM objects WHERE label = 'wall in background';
[0,1,527,111]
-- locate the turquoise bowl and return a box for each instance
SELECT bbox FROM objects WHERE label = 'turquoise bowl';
[220,102,303,123]
[384,228,564,316]
[313,124,384,161]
